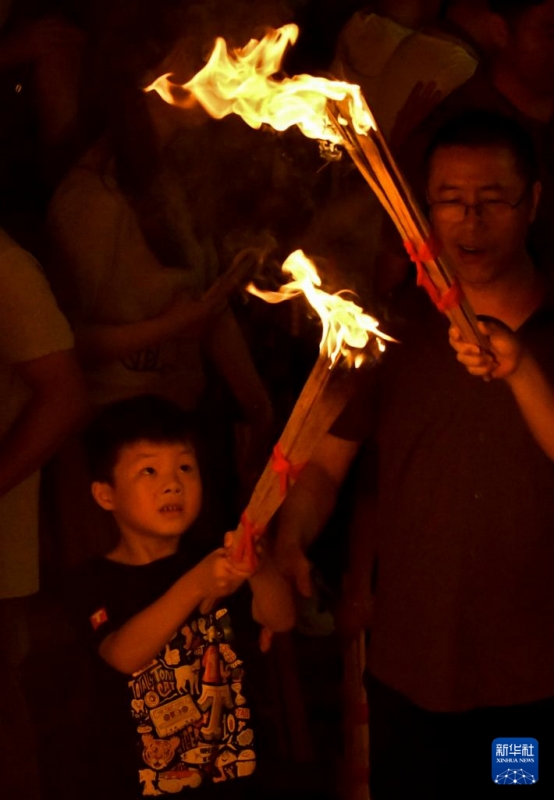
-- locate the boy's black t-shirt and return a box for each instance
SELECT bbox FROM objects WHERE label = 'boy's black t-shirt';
[66,548,260,800]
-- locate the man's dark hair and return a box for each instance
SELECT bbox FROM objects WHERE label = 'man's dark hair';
[487,0,546,21]
[85,394,198,484]
[424,110,539,185]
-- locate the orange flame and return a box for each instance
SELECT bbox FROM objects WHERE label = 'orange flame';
[247,250,393,366]
[145,23,375,143]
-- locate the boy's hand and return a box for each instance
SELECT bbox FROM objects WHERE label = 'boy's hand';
[449,320,523,381]
[192,548,249,601]
[223,529,261,577]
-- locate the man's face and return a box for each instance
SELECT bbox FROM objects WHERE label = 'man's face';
[427,144,539,288]
[94,440,202,546]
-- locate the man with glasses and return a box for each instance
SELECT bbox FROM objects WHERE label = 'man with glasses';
[386,0,554,290]
[276,110,554,797]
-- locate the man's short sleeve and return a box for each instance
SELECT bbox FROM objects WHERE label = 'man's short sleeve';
[329,361,381,442]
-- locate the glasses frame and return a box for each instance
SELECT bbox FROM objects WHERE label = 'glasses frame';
[427,185,531,224]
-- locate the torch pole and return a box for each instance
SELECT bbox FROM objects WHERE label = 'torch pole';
[326,100,487,349]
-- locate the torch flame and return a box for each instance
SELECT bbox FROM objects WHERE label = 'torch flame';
[248,250,393,366]
[145,23,375,143]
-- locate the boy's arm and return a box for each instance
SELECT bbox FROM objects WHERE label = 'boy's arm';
[99,549,246,674]
[450,321,554,460]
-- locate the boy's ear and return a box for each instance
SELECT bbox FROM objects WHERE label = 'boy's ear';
[91,481,116,511]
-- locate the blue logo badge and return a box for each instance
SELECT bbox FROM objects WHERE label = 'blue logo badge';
[492,738,538,785]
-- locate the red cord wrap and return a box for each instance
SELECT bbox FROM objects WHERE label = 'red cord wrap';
[403,239,463,313]
[230,512,265,572]
[435,279,463,312]
[271,443,306,497]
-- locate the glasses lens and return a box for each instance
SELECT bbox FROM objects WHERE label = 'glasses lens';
[480,201,512,219]
[433,203,464,222]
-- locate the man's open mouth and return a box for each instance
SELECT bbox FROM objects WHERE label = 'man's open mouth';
[459,245,484,253]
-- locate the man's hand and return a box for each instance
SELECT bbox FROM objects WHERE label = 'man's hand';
[449,320,523,380]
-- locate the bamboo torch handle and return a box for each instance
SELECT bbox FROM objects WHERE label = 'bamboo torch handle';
[327,100,488,350]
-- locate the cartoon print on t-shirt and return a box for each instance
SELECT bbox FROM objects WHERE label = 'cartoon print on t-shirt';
[128,607,255,795]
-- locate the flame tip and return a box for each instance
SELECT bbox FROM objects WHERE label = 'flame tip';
[248,249,388,364]
[148,23,375,143]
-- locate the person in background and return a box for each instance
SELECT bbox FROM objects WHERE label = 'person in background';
[46,2,277,565]
[0,226,86,800]
[0,0,85,248]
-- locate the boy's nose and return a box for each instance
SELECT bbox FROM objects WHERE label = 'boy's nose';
[163,476,182,493]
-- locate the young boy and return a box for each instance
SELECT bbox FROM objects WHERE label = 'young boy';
[68,394,294,799]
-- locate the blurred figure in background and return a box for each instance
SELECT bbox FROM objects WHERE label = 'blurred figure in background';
[0,226,85,800]
[45,1,289,567]
[0,0,85,248]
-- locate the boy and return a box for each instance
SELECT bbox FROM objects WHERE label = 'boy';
[69,394,294,799]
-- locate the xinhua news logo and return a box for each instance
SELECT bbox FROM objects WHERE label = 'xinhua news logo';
[492,738,538,785]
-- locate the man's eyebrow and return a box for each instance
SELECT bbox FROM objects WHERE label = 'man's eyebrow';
[435,181,505,191]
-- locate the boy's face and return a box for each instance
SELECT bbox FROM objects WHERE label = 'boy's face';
[92,440,202,546]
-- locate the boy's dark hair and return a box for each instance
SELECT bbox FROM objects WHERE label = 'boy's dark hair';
[85,394,198,484]
[424,110,539,185]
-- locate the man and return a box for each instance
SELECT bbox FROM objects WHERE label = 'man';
[397,0,554,274]
[276,111,554,797]
[0,228,86,800]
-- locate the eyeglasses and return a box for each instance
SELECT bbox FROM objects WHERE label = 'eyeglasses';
[428,188,530,223]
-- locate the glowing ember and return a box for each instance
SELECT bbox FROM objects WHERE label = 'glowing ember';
[145,23,375,143]
[247,250,393,366]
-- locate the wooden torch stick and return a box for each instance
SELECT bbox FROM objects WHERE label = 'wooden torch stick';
[327,100,488,349]
[229,336,381,570]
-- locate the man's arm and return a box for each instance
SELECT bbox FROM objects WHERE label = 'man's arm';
[249,546,296,633]
[274,433,360,596]
[450,321,554,460]
[507,353,554,460]
[0,348,87,497]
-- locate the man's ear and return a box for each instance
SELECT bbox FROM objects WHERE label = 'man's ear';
[91,481,116,511]
[489,13,510,50]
